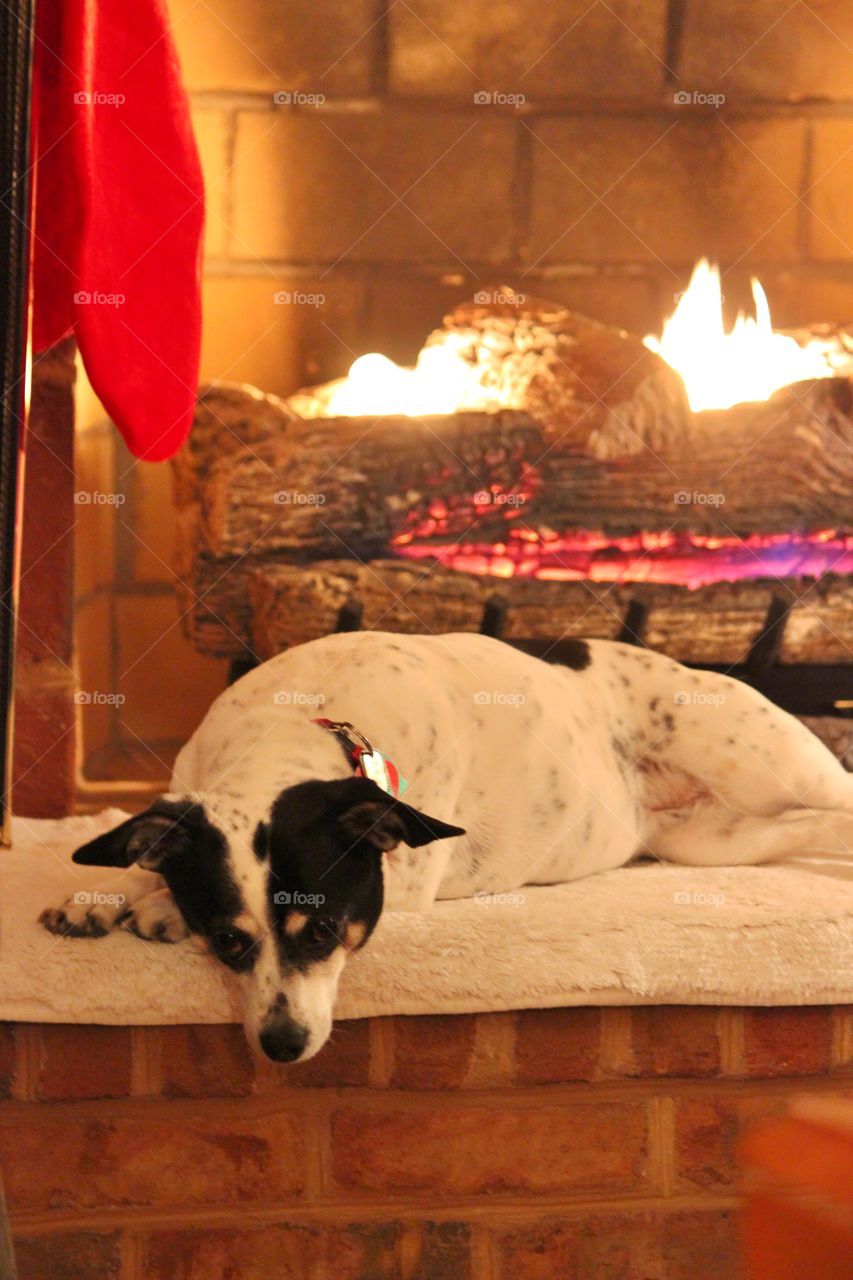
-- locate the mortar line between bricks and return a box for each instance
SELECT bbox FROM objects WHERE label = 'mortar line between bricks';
[11,1027,37,1102]
[8,1191,744,1236]
[471,1221,496,1280]
[222,109,240,262]
[1,1069,851,1118]
[200,256,853,281]
[120,1229,142,1280]
[831,1007,853,1069]
[663,0,687,87]
[510,117,533,263]
[368,1016,394,1086]
[311,1091,334,1199]
[656,1096,677,1197]
[189,90,853,118]
[720,1010,745,1075]
[372,0,391,97]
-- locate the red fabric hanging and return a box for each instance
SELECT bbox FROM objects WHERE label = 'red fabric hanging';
[32,0,204,461]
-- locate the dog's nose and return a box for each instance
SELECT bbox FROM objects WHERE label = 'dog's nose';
[259,1016,309,1063]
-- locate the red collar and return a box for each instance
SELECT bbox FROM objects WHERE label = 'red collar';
[312,718,409,800]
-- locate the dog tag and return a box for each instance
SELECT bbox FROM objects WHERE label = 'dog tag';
[359,748,408,799]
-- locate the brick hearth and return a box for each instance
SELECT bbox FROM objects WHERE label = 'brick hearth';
[2,1005,852,1278]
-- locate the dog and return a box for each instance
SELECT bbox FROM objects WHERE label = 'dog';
[41,631,853,1063]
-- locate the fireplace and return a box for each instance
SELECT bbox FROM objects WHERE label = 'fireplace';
[174,271,853,727]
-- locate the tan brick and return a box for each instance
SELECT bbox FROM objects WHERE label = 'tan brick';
[681,1,853,102]
[115,593,227,744]
[232,110,516,264]
[167,0,377,95]
[810,121,853,261]
[277,1017,372,1087]
[390,0,668,99]
[362,274,662,362]
[621,1007,722,1079]
[741,1007,834,1077]
[756,270,853,327]
[200,274,365,399]
[125,457,179,585]
[35,1025,133,1101]
[144,1224,321,1280]
[524,274,661,336]
[528,117,805,266]
[495,1209,738,1280]
[192,110,230,260]
[330,1099,650,1196]
[76,594,117,760]
[0,1106,308,1211]
[389,1014,477,1089]
[514,1008,602,1084]
[74,422,116,599]
[362,275,474,366]
[159,1025,255,1098]
[14,1231,122,1280]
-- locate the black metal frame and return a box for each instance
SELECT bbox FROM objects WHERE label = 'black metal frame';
[227,587,853,718]
[0,0,36,843]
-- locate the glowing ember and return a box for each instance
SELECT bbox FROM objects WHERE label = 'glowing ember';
[644,260,835,412]
[394,529,853,590]
[322,336,498,417]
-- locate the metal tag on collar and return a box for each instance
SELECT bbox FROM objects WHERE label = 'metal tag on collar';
[360,748,409,799]
[359,748,392,794]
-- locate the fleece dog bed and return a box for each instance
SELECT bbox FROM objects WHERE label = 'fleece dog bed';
[1,810,852,1025]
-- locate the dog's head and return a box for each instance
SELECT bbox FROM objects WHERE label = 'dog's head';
[71,780,464,1063]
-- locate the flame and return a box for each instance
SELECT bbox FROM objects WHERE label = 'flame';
[322,336,497,417]
[644,260,835,412]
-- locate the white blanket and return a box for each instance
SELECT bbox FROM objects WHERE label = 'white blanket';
[1,810,852,1025]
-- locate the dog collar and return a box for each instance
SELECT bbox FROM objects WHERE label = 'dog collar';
[312,718,409,800]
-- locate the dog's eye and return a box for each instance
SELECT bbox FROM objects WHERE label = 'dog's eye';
[210,929,252,964]
[307,916,340,945]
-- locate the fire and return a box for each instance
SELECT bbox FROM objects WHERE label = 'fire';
[644,260,835,412]
[322,335,497,417]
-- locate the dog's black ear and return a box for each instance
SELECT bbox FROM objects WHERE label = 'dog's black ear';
[338,779,465,853]
[71,802,191,870]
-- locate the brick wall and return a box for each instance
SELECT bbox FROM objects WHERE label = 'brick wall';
[2,1006,852,1278]
[73,0,853,784]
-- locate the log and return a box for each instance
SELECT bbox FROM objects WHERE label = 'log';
[246,559,853,667]
[199,379,853,565]
[172,298,853,658]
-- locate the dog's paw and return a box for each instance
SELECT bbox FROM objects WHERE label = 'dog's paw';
[39,889,127,938]
[120,888,189,944]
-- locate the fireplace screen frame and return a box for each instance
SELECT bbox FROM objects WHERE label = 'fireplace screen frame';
[0,0,36,844]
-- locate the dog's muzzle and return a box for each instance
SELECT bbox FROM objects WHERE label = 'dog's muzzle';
[258,1014,309,1063]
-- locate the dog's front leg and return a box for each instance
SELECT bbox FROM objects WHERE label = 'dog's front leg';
[39,865,164,938]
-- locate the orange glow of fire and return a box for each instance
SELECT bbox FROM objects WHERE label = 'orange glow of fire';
[644,260,835,412]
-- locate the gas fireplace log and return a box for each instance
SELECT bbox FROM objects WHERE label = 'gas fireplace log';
[197,381,853,563]
[172,381,294,509]
[246,560,853,667]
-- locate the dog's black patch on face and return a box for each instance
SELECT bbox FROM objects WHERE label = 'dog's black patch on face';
[266,777,464,971]
[72,798,251,962]
[252,821,269,862]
